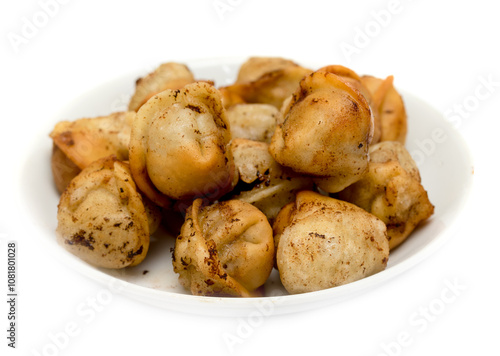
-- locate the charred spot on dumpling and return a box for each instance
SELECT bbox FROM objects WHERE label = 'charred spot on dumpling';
[126,245,144,260]
[59,131,75,146]
[65,229,95,250]
[186,104,203,113]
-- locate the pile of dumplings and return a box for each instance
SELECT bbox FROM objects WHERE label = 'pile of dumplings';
[50,57,434,297]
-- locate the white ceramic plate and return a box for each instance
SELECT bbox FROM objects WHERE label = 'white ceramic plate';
[20,58,473,316]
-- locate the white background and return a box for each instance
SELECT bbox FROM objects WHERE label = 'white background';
[1,0,499,355]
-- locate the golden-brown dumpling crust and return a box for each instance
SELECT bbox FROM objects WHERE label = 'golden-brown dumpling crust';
[269,70,374,193]
[318,65,381,143]
[361,75,407,144]
[219,87,246,109]
[226,103,278,143]
[234,57,299,84]
[173,199,274,297]
[274,191,389,294]
[230,138,314,223]
[337,141,434,249]
[231,139,275,184]
[50,111,132,170]
[317,65,373,102]
[129,82,236,207]
[51,144,81,194]
[223,57,312,109]
[56,156,156,269]
[128,62,195,112]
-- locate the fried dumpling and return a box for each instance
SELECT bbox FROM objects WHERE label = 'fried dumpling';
[269,70,374,193]
[234,57,299,84]
[49,111,133,193]
[318,65,381,143]
[56,156,161,269]
[337,141,434,249]
[128,62,195,112]
[173,199,275,297]
[129,82,237,207]
[51,144,82,194]
[230,138,314,223]
[274,191,389,294]
[226,103,279,143]
[223,57,312,109]
[361,75,407,144]
[317,65,373,102]
[219,87,246,109]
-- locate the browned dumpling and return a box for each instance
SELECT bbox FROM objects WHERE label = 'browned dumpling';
[173,199,275,297]
[317,65,372,102]
[226,104,279,143]
[128,62,195,112]
[234,57,299,84]
[50,111,132,169]
[219,87,246,109]
[51,144,82,194]
[56,156,161,269]
[223,57,312,109]
[230,138,314,223]
[129,82,237,207]
[269,70,374,193]
[274,191,389,294]
[318,65,381,143]
[49,111,133,193]
[361,75,407,144]
[337,141,434,249]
